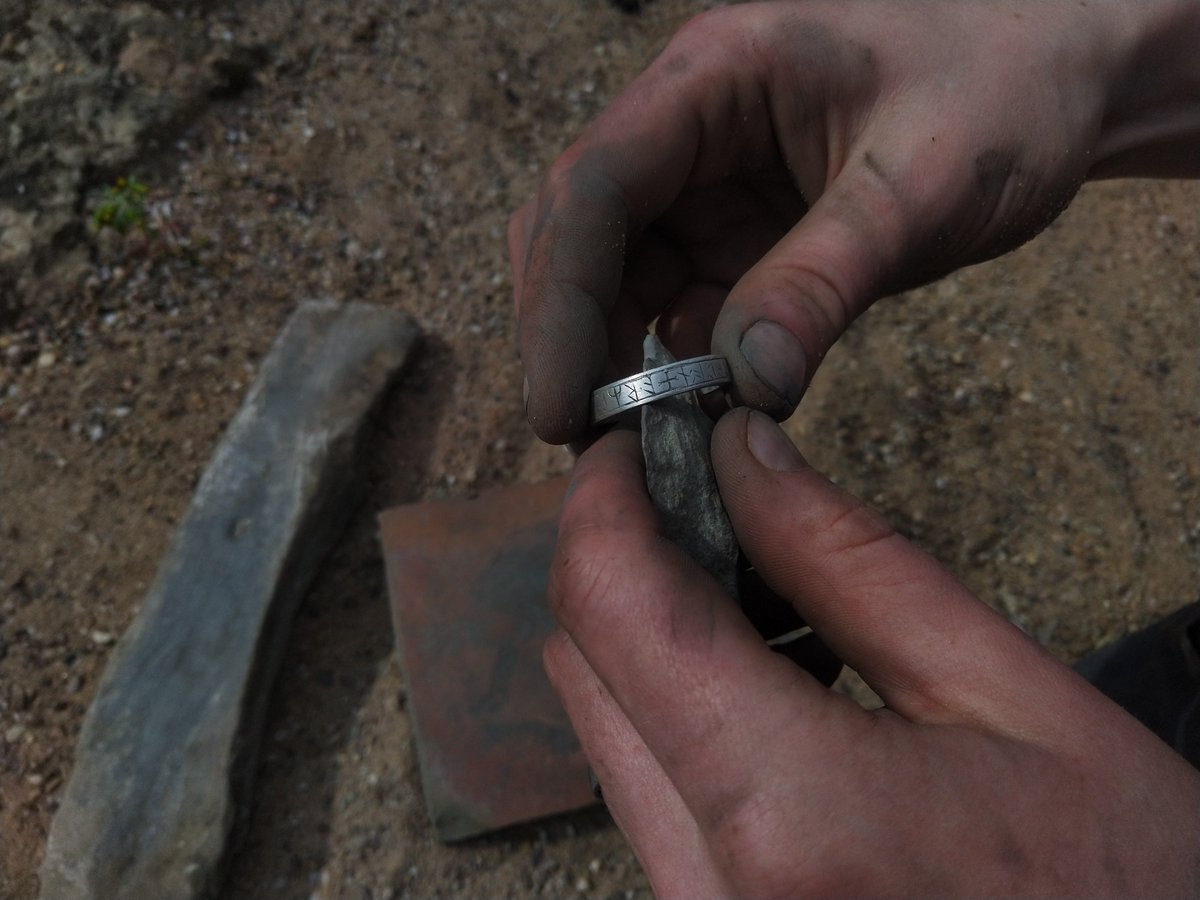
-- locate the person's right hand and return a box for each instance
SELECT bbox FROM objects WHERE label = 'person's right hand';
[509,0,1200,444]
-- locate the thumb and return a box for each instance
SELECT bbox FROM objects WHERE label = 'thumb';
[711,408,1093,738]
[711,162,905,418]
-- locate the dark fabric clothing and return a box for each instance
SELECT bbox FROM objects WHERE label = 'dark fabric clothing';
[1074,600,1200,769]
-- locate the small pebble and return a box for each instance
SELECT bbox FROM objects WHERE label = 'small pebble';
[37,351,56,368]
[4,724,26,743]
[90,630,114,645]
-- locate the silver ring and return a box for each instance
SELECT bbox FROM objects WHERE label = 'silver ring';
[591,355,730,425]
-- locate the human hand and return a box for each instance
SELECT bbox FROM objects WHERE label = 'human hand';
[509,0,1200,444]
[544,410,1200,896]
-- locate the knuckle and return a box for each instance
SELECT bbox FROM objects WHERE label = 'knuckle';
[670,5,740,49]
[665,4,779,77]
[761,259,853,341]
[810,496,897,562]
[547,525,621,631]
[712,791,862,897]
[708,791,803,896]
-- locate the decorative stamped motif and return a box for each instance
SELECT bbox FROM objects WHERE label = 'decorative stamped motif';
[591,355,731,425]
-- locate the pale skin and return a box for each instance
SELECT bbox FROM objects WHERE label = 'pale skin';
[509,0,1200,894]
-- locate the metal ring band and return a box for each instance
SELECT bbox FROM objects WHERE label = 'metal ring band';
[591,355,731,425]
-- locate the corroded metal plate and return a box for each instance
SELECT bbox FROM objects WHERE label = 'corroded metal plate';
[380,477,594,841]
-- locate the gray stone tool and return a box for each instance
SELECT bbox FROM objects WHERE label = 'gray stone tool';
[640,333,739,600]
[40,301,419,900]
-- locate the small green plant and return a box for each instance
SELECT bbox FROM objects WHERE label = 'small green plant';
[92,176,152,235]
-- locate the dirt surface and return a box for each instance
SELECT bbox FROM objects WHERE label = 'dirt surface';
[2,0,1198,897]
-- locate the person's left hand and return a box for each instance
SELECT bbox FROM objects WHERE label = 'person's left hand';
[544,409,1200,897]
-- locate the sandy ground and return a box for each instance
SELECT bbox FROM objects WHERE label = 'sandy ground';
[2,0,1198,897]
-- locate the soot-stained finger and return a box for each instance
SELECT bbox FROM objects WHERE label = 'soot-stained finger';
[518,166,631,444]
[516,15,779,442]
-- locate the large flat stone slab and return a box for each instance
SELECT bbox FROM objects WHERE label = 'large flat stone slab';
[40,301,418,900]
[380,477,595,842]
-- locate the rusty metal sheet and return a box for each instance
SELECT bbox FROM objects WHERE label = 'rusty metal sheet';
[380,477,595,841]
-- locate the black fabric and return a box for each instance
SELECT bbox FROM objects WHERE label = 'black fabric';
[1074,600,1200,769]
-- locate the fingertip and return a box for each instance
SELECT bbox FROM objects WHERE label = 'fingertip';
[567,418,640,459]
[739,320,809,407]
[559,426,648,533]
[520,288,611,445]
[527,405,587,445]
[711,408,810,520]
[711,404,749,449]
[712,319,805,420]
[524,373,597,445]
[710,406,751,473]
[744,409,808,472]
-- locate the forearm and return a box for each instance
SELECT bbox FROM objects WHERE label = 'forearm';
[1092,0,1200,178]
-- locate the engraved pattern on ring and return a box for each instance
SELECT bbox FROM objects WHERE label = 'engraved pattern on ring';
[591,355,730,424]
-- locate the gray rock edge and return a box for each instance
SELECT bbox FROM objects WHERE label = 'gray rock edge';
[641,334,739,600]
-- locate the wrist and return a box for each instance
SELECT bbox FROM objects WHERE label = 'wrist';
[1091,0,1200,178]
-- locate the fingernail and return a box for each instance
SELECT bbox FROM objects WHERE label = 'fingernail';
[739,320,807,408]
[746,409,805,472]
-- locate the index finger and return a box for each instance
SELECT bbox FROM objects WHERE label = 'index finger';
[515,9,777,443]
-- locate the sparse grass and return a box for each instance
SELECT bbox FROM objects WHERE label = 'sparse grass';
[92,176,153,235]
